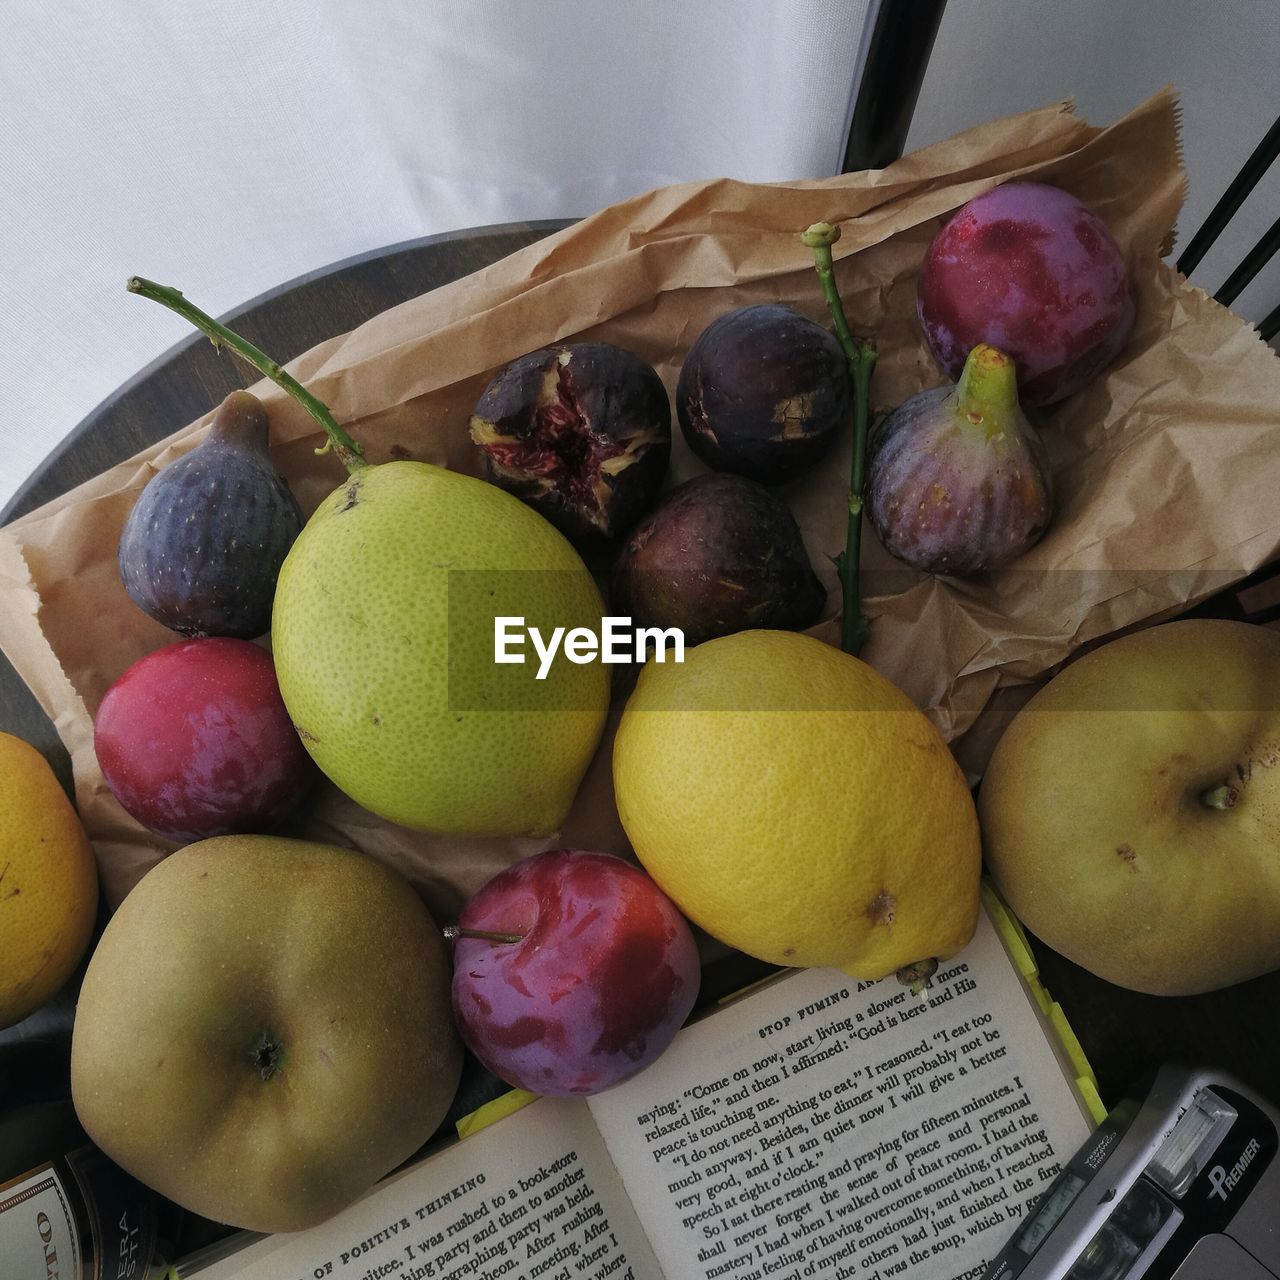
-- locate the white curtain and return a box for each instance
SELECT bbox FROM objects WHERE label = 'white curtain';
[0,0,874,508]
[6,1,1280,511]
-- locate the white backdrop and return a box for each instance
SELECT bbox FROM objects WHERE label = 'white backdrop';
[0,0,874,509]
[2,0,1277,510]
[907,0,1280,335]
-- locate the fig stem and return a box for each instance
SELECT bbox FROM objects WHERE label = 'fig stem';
[442,925,526,945]
[126,277,367,474]
[956,343,1019,439]
[801,223,877,657]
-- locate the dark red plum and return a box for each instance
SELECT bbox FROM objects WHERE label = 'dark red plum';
[612,472,825,646]
[94,637,315,841]
[118,390,303,638]
[676,303,850,484]
[449,850,701,1097]
[867,344,1053,576]
[469,343,671,543]
[917,182,1135,406]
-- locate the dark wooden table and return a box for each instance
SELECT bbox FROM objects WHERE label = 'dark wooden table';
[3,222,1278,1121]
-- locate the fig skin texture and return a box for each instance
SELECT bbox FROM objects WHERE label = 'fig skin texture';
[118,390,303,638]
[612,472,826,647]
[917,181,1136,406]
[676,303,850,485]
[867,344,1053,577]
[469,342,671,543]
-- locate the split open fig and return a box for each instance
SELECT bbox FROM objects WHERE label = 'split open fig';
[469,342,671,543]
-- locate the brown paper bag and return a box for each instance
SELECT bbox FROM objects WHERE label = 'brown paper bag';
[3,89,1279,915]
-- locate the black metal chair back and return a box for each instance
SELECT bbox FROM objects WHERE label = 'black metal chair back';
[1176,115,1280,341]
[841,5,1278,343]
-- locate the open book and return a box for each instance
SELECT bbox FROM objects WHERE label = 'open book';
[178,891,1100,1280]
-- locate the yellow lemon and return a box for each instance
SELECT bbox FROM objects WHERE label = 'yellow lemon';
[613,631,980,978]
[0,733,98,1028]
[272,462,609,836]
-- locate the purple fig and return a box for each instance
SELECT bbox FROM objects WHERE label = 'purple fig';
[118,390,303,638]
[676,304,850,484]
[612,472,825,646]
[866,345,1053,576]
[469,342,671,543]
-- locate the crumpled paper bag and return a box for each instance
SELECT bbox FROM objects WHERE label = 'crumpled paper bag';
[3,88,1279,915]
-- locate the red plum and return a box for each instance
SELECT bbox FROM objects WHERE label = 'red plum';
[917,181,1135,405]
[94,637,315,841]
[450,850,701,1096]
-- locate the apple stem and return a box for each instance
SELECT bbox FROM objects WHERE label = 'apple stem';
[442,925,526,945]
[250,1031,284,1081]
[1200,783,1239,810]
[896,958,938,994]
[126,276,368,474]
[801,223,877,657]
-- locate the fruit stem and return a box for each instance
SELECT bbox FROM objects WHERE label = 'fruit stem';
[249,1031,285,1081]
[955,344,1020,441]
[896,958,939,994]
[802,223,877,657]
[1200,784,1238,810]
[126,277,367,474]
[442,925,526,945]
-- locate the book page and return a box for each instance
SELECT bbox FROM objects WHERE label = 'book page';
[588,909,1091,1280]
[178,1097,661,1280]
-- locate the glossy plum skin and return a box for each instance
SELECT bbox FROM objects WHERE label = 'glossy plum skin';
[917,182,1136,405]
[450,850,701,1096]
[94,638,315,842]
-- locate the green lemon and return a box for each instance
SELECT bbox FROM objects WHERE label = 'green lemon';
[122,280,609,840]
[272,462,609,836]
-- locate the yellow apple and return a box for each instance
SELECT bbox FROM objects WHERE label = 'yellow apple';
[70,836,462,1232]
[980,618,1280,996]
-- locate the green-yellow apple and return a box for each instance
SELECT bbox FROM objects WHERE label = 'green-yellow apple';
[70,836,462,1232]
[980,618,1280,996]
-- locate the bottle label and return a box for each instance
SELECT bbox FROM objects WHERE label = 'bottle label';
[0,1149,160,1280]
[0,1161,85,1280]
